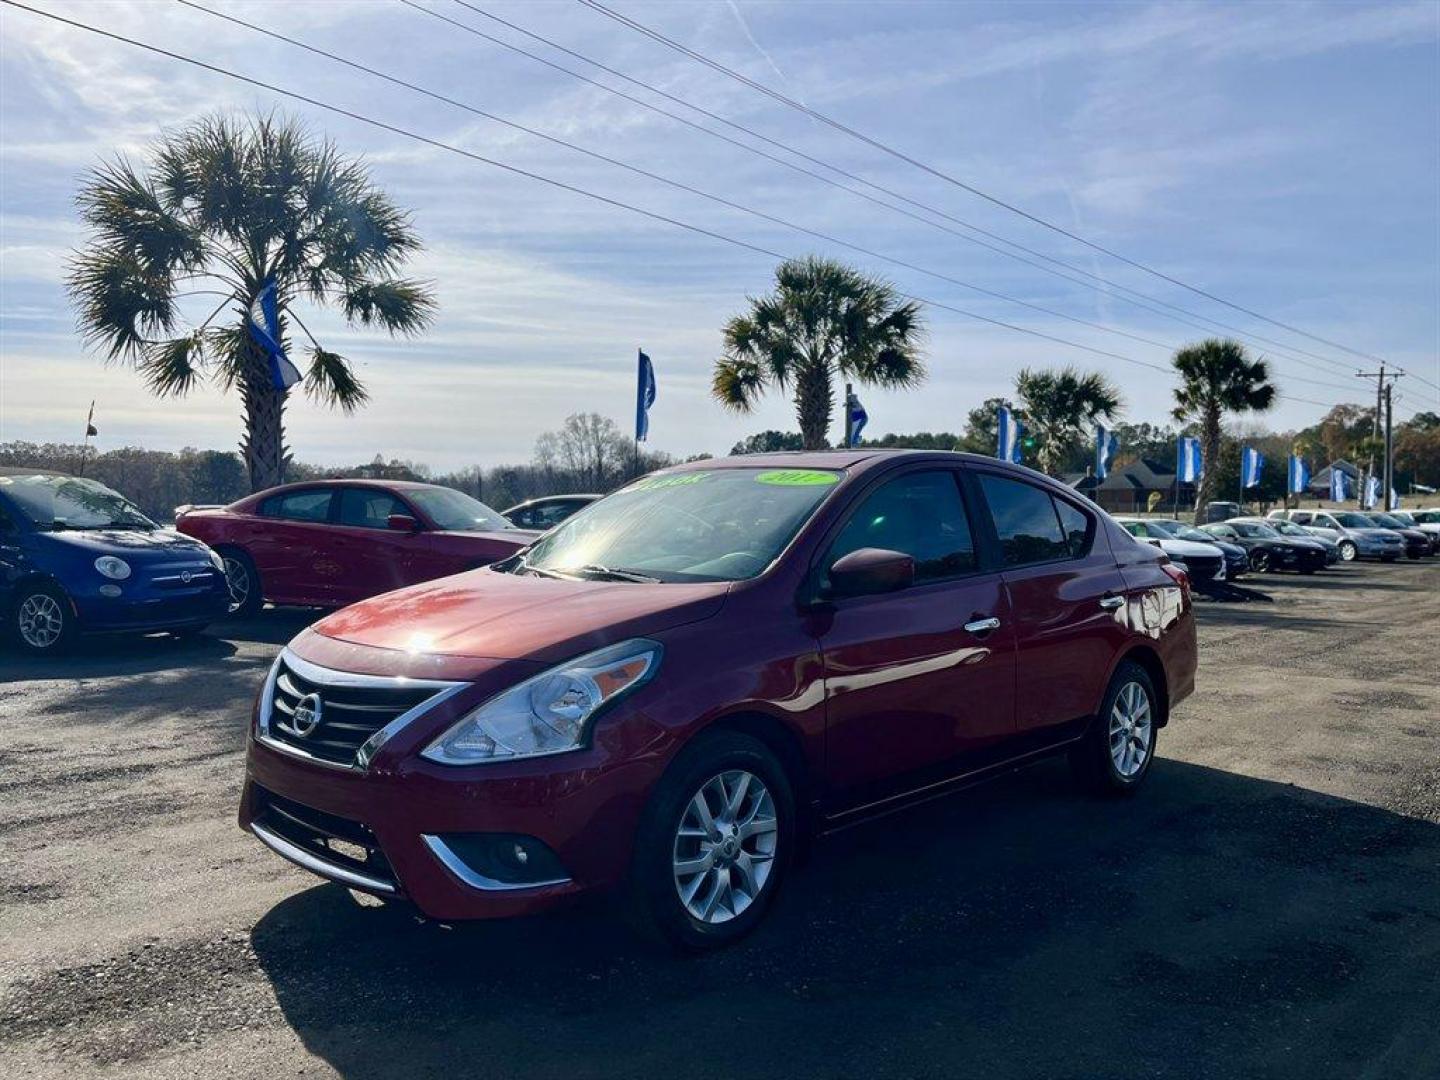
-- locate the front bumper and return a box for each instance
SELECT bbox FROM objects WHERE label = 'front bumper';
[239,676,668,920]
[72,580,228,632]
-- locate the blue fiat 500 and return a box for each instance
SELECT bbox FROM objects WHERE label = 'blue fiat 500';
[0,469,230,653]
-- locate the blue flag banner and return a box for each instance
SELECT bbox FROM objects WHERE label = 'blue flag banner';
[1241,446,1264,489]
[635,349,657,441]
[247,278,302,392]
[1363,475,1380,509]
[1287,455,1310,495]
[1094,424,1118,480]
[997,406,1022,464]
[1176,436,1202,484]
[846,392,868,448]
[1329,469,1349,503]
[1389,487,1400,511]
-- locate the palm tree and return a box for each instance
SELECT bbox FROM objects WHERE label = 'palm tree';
[67,113,435,491]
[1013,367,1123,475]
[1171,338,1276,523]
[713,256,926,450]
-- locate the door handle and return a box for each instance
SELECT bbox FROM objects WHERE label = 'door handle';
[1098,594,1125,610]
[964,616,1001,635]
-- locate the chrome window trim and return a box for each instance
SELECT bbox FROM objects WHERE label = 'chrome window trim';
[422,834,572,893]
[256,647,467,772]
[251,820,398,895]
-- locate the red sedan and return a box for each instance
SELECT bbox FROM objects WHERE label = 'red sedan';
[238,452,1196,949]
[177,480,534,615]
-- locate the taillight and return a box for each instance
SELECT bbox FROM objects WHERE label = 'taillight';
[1160,561,1191,600]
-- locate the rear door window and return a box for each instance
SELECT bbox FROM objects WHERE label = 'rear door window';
[337,489,408,529]
[827,471,976,583]
[978,474,1070,566]
[263,489,334,522]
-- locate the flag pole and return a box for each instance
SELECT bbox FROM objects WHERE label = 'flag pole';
[78,400,95,476]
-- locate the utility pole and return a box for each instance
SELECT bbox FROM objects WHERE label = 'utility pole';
[842,382,854,449]
[1356,367,1402,508]
[1383,382,1395,510]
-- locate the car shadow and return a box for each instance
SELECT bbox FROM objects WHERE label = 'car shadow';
[249,759,1440,1080]
[0,626,239,681]
[212,606,323,646]
[1192,580,1273,604]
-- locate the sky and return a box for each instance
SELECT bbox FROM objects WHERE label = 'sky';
[1,0,1437,472]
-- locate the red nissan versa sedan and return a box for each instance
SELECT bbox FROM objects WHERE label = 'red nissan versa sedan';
[177,480,533,615]
[240,452,1196,949]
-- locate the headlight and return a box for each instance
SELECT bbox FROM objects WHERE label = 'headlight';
[421,639,662,765]
[94,556,131,580]
[207,548,225,572]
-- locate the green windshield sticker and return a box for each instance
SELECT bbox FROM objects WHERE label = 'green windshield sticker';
[626,473,709,492]
[754,469,840,487]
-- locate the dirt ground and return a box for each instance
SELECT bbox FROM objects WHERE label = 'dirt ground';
[2,560,1437,1080]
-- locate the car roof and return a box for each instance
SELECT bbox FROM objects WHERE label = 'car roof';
[664,449,1058,479]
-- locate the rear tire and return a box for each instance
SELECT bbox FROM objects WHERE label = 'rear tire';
[1249,550,1272,573]
[626,730,795,951]
[217,548,262,617]
[1070,660,1159,796]
[10,582,75,655]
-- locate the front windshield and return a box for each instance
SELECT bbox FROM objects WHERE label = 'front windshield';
[0,474,155,530]
[1173,525,1214,542]
[514,467,842,582]
[1333,513,1374,528]
[1370,513,1405,528]
[1390,512,1416,525]
[1272,521,1310,538]
[408,487,511,532]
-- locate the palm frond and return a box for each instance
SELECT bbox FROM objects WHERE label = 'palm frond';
[341,278,437,335]
[305,347,369,412]
[66,246,177,360]
[138,333,207,396]
[712,354,766,413]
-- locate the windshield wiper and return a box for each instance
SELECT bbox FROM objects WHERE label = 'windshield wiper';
[575,564,660,584]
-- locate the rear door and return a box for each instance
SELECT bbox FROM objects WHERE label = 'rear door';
[248,487,338,605]
[971,470,1130,738]
[818,466,1017,805]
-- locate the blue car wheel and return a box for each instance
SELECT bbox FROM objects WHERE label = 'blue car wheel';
[11,581,74,654]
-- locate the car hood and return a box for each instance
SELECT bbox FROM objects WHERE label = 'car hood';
[1350,528,1403,541]
[36,527,213,562]
[310,567,730,663]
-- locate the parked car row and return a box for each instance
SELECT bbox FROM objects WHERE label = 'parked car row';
[1267,508,1437,560]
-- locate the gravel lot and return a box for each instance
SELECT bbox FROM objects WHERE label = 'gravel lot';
[2,560,1438,1079]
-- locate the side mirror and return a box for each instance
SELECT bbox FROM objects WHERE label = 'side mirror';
[827,547,915,599]
[386,513,421,532]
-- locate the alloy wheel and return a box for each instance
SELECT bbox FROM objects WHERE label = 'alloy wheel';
[18,593,65,649]
[672,769,778,925]
[1339,541,1357,562]
[1250,550,1271,573]
[1108,681,1153,779]
[222,556,251,614]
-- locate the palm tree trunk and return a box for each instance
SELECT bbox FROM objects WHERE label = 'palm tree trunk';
[794,363,833,451]
[1191,405,1223,526]
[239,338,287,492]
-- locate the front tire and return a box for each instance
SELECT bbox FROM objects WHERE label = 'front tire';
[1338,541,1357,562]
[10,582,74,654]
[217,548,262,617]
[627,731,794,951]
[1070,661,1158,796]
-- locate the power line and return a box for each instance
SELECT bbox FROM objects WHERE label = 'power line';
[427,0,1374,384]
[184,0,1362,398]
[172,0,1199,363]
[0,0,1353,420]
[577,0,1416,382]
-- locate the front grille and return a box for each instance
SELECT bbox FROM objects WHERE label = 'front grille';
[266,657,444,766]
[1185,554,1223,580]
[149,565,218,590]
[253,785,398,892]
